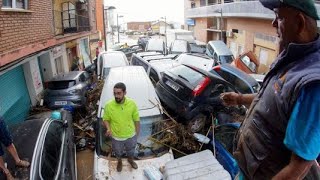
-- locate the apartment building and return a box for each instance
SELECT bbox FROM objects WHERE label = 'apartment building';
[0,0,101,124]
[184,0,320,73]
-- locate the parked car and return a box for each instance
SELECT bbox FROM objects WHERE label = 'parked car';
[44,71,91,109]
[97,51,129,78]
[1,110,76,180]
[116,45,144,60]
[211,64,260,94]
[206,40,234,64]
[190,43,207,54]
[175,53,216,71]
[137,36,151,49]
[156,64,239,132]
[131,52,177,72]
[147,59,180,85]
[145,38,166,54]
[232,51,259,74]
[94,66,174,179]
[169,39,191,54]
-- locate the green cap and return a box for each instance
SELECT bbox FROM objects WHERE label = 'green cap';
[259,0,320,20]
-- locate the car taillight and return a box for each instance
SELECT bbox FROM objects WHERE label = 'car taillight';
[212,65,221,71]
[192,77,211,97]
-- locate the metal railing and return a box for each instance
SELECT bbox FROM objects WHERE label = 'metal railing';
[53,10,91,36]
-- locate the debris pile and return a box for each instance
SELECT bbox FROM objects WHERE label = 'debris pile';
[74,78,105,151]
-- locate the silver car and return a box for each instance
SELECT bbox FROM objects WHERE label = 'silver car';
[44,71,91,109]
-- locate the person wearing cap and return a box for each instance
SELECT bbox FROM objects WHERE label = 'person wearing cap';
[220,0,320,179]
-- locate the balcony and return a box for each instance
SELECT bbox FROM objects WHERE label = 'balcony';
[53,1,91,36]
[187,0,320,20]
[186,1,274,19]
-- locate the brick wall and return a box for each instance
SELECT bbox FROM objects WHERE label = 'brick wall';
[127,22,151,32]
[194,18,209,42]
[95,0,103,36]
[0,0,54,54]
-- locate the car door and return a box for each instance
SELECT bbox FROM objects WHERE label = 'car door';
[38,120,76,180]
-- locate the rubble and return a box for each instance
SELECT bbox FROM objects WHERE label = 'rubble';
[74,77,104,151]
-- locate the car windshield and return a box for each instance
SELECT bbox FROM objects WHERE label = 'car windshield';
[219,55,234,64]
[169,65,206,87]
[190,44,206,54]
[171,41,187,53]
[102,54,127,67]
[147,40,163,52]
[98,115,169,158]
[48,80,76,90]
[177,55,214,71]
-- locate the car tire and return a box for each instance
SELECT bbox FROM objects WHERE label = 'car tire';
[188,114,207,133]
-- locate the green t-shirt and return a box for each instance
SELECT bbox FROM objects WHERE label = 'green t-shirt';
[103,97,140,138]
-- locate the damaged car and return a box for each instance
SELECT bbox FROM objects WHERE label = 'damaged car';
[155,64,244,132]
[0,110,76,180]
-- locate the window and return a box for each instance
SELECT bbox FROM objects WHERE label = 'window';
[149,68,159,84]
[40,121,64,179]
[62,2,77,33]
[216,70,251,94]
[2,0,28,9]
[191,2,195,8]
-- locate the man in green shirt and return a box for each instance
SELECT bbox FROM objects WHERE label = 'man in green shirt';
[103,82,140,172]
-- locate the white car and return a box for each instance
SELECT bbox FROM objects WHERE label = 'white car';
[94,66,174,179]
[97,51,129,78]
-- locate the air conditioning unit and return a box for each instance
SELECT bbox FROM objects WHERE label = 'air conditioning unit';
[226,31,234,38]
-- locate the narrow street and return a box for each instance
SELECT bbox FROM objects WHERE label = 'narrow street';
[1,0,319,179]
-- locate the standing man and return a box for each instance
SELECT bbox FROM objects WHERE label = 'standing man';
[103,82,140,172]
[0,117,30,180]
[221,0,320,179]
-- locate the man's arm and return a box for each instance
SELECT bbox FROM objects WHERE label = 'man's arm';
[103,120,112,137]
[134,121,140,137]
[272,154,314,180]
[220,92,256,107]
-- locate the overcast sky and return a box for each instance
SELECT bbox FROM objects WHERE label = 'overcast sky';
[104,0,184,23]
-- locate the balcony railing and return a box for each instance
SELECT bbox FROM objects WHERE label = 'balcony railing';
[54,10,90,36]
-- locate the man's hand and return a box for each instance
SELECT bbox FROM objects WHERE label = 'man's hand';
[220,92,241,106]
[105,130,112,137]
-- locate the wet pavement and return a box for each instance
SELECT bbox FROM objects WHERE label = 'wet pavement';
[77,149,94,180]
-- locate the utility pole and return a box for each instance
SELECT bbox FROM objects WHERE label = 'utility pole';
[103,6,116,51]
[117,14,124,44]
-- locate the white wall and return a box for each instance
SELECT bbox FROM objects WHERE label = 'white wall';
[23,57,44,106]
[39,52,56,82]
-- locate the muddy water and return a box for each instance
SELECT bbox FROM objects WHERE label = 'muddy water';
[77,149,94,180]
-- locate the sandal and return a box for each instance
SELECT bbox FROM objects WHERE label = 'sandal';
[16,160,30,168]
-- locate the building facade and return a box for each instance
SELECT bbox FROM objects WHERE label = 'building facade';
[0,0,101,124]
[127,21,151,32]
[184,0,320,74]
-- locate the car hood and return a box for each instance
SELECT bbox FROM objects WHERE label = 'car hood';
[93,150,174,179]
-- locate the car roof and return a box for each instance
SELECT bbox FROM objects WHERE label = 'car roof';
[143,54,178,61]
[149,59,180,72]
[208,40,233,56]
[220,64,258,86]
[176,53,215,71]
[50,71,83,81]
[98,66,161,118]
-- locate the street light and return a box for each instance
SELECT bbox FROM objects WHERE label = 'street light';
[117,14,124,43]
[160,16,167,46]
[103,6,116,51]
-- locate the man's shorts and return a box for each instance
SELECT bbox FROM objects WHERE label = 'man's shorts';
[0,117,13,156]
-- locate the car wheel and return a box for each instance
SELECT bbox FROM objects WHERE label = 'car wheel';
[188,114,207,133]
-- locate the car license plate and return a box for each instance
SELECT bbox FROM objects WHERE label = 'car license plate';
[165,80,179,91]
[55,101,67,105]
